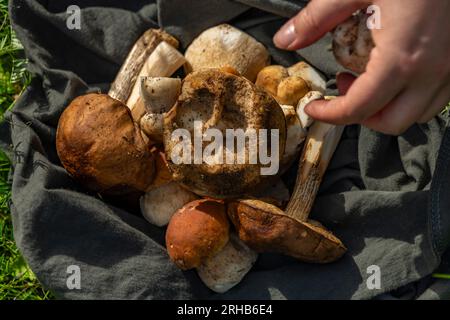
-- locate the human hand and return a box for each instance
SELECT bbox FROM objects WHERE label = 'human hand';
[274,0,450,135]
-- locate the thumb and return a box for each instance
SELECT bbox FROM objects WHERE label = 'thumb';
[274,0,368,50]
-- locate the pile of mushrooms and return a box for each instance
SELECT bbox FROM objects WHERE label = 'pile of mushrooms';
[56,21,361,293]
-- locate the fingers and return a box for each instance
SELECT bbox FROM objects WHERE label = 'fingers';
[361,86,433,135]
[304,50,406,125]
[274,0,368,50]
[336,72,356,95]
[417,82,450,123]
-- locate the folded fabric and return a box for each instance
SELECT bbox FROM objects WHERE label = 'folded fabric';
[1,0,449,299]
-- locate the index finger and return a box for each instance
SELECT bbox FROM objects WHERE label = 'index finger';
[304,49,407,124]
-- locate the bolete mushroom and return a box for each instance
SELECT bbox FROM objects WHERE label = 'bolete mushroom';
[197,233,258,293]
[140,149,198,227]
[56,93,155,196]
[166,199,229,269]
[184,24,270,82]
[228,118,347,263]
[56,29,182,195]
[255,62,326,106]
[280,104,306,172]
[139,77,181,142]
[166,199,257,293]
[163,69,287,198]
[333,12,374,74]
[296,91,324,130]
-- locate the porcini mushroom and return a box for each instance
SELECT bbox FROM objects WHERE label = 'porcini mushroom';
[184,24,270,82]
[287,61,327,93]
[166,199,257,293]
[166,199,230,270]
[228,118,347,263]
[296,91,324,130]
[140,182,198,227]
[127,41,186,122]
[56,29,179,195]
[197,233,258,293]
[333,12,374,74]
[140,149,198,226]
[56,94,155,195]
[256,62,326,106]
[163,69,286,198]
[139,77,182,142]
[56,29,178,195]
[280,104,306,171]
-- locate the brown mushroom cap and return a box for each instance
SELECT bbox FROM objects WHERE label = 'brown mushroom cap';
[56,93,155,195]
[163,69,286,198]
[227,199,346,263]
[166,199,230,270]
[276,76,310,106]
[255,65,289,96]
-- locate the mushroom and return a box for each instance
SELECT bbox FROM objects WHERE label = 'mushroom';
[56,29,180,195]
[333,12,374,74]
[140,149,198,227]
[139,77,181,142]
[184,24,270,82]
[166,199,257,293]
[163,69,286,198]
[166,199,230,269]
[56,94,155,196]
[280,104,306,172]
[127,42,186,122]
[140,182,198,227]
[256,62,326,106]
[197,233,258,293]
[296,91,324,130]
[228,119,347,263]
[287,61,327,93]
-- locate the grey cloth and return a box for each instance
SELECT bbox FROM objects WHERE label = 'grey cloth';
[1,0,449,300]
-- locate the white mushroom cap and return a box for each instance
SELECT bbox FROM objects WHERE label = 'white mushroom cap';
[140,182,198,227]
[197,233,258,293]
[296,91,324,129]
[185,24,270,81]
[140,77,181,114]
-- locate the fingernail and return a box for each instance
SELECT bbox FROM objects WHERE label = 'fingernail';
[274,18,297,49]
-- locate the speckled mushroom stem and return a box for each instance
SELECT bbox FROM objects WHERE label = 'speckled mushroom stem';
[108,29,179,104]
[285,122,345,221]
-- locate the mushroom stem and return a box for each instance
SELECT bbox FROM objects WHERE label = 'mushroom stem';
[285,121,344,221]
[108,29,179,104]
[127,42,186,122]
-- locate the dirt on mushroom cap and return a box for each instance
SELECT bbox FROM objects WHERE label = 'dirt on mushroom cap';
[56,93,155,196]
[163,69,287,198]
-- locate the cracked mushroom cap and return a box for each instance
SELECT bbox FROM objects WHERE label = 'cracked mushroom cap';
[163,69,286,198]
[165,199,230,270]
[227,199,346,263]
[56,93,155,195]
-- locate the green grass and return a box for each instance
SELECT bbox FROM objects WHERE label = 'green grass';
[0,0,53,300]
[0,0,449,301]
